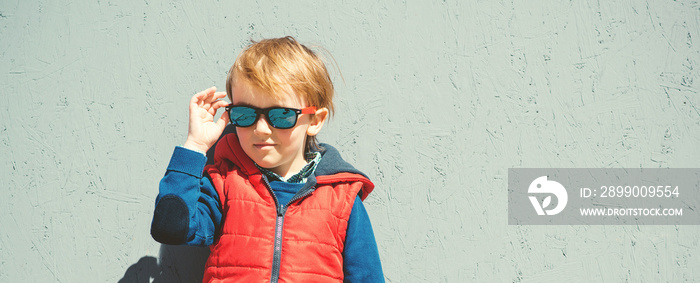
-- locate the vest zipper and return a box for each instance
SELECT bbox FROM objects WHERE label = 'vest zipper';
[263,175,318,283]
[260,176,283,283]
[270,204,285,283]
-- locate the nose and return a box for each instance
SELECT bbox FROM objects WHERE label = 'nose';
[253,114,272,136]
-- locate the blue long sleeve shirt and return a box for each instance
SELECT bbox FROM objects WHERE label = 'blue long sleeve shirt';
[151,146,384,282]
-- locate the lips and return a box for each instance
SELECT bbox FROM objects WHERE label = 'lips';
[254,143,276,149]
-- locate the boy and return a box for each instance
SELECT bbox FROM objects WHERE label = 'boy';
[151,36,384,282]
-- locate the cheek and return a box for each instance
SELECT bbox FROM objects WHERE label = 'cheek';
[278,128,307,148]
[235,128,253,143]
[290,127,309,147]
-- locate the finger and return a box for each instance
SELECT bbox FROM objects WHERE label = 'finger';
[197,86,216,99]
[190,91,203,107]
[214,91,227,99]
[200,86,217,99]
[201,88,222,109]
[207,92,227,106]
[216,110,230,129]
[213,100,230,111]
[208,100,230,116]
[191,87,216,108]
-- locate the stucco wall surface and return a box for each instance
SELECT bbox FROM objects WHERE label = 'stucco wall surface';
[1,0,699,282]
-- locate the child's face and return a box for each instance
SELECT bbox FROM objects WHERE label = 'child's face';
[231,79,313,178]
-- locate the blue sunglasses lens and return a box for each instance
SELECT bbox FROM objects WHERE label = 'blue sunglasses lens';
[229,107,257,127]
[268,108,297,129]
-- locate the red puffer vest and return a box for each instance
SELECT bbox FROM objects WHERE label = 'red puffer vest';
[202,134,373,283]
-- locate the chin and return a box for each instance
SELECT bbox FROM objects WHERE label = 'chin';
[253,156,281,170]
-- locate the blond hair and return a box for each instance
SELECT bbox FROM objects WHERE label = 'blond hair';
[226,36,335,154]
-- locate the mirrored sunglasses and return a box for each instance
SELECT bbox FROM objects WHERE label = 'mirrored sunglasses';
[226,105,317,129]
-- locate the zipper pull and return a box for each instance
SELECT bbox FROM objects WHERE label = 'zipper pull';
[278,204,285,216]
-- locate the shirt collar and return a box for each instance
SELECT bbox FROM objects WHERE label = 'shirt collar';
[256,152,322,183]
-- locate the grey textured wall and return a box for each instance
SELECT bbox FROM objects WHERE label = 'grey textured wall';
[2,0,699,282]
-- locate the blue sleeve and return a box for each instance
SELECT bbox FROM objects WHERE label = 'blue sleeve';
[343,195,385,282]
[150,146,222,246]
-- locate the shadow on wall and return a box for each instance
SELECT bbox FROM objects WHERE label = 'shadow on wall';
[119,245,210,282]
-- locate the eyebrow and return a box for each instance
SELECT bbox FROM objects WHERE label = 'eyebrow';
[229,102,287,108]
[230,102,257,107]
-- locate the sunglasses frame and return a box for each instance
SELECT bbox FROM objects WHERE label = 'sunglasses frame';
[225,105,317,129]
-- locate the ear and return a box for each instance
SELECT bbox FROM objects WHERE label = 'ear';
[306,107,328,137]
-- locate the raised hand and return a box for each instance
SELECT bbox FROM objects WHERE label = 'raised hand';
[182,87,230,153]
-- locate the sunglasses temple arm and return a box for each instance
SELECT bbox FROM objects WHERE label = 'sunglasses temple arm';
[300,106,317,114]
